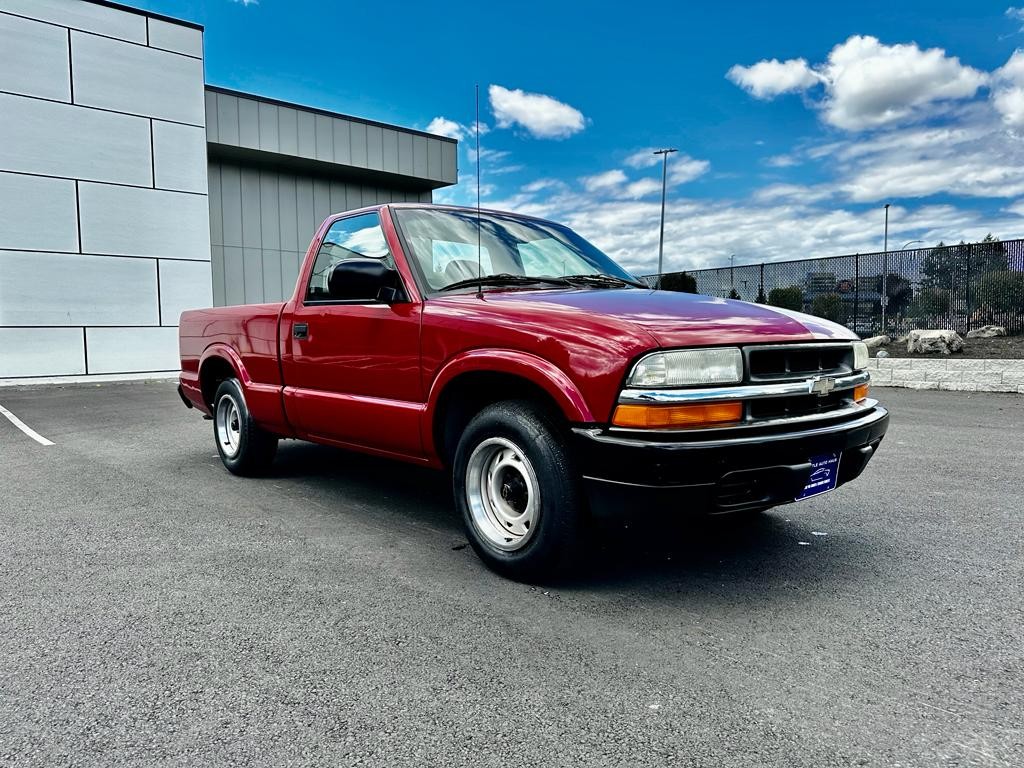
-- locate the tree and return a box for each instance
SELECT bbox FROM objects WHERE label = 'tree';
[976,271,1024,313]
[659,271,697,293]
[727,287,741,300]
[767,286,803,311]
[811,293,844,322]
[877,272,912,316]
[756,288,767,304]
[909,287,950,317]
[921,235,1007,290]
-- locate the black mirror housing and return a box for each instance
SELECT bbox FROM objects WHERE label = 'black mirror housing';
[328,259,404,302]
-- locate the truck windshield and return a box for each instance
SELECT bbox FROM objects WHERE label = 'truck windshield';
[392,207,640,292]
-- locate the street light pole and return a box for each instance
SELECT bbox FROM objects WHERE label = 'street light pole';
[653,148,677,288]
[882,204,890,333]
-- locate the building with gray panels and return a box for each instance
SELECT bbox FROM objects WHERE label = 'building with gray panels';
[0,0,457,380]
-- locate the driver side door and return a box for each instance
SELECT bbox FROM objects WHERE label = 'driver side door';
[280,211,423,458]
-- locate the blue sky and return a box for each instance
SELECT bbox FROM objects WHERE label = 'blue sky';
[134,0,1024,273]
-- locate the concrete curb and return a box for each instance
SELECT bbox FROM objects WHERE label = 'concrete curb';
[867,358,1024,393]
[0,372,180,388]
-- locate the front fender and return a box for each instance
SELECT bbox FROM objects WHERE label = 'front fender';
[423,349,595,459]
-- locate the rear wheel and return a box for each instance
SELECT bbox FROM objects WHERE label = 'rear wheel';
[453,400,584,580]
[213,378,277,476]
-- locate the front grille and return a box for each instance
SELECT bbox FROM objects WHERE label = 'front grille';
[741,343,860,427]
[748,390,847,420]
[745,343,853,383]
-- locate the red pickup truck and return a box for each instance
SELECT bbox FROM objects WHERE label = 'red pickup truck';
[179,203,888,579]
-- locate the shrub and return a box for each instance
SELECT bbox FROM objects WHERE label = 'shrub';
[976,271,1024,313]
[811,293,844,322]
[659,271,697,293]
[910,287,949,316]
[767,286,803,311]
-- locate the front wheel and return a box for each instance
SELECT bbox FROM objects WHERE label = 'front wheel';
[453,400,584,581]
[213,378,278,476]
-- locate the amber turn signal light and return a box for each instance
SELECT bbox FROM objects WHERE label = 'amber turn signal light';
[853,384,869,403]
[611,401,743,429]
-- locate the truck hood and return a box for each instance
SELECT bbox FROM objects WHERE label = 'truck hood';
[480,288,855,347]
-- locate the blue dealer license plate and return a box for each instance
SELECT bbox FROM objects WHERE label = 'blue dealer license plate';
[796,453,841,500]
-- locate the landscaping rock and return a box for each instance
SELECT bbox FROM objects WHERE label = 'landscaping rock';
[863,335,890,349]
[966,324,1007,339]
[907,329,964,355]
[876,349,890,358]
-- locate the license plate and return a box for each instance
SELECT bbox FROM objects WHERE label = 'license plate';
[796,453,841,500]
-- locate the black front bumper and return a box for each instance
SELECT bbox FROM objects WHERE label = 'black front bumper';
[572,406,889,516]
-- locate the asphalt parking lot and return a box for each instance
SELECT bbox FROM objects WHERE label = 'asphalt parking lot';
[0,382,1021,767]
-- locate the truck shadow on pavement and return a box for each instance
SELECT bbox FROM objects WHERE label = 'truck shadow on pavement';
[268,441,878,591]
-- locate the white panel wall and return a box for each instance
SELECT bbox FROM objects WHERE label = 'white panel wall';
[86,327,179,374]
[0,13,70,101]
[0,0,210,380]
[0,173,79,252]
[79,184,211,259]
[0,328,86,377]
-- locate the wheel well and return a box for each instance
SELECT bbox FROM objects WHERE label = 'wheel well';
[434,371,564,467]
[199,356,236,409]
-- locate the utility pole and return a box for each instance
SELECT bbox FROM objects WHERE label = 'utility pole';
[881,204,890,333]
[730,254,735,294]
[653,148,677,288]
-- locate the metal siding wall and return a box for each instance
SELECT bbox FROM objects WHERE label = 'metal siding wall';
[207,160,428,305]
[205,90,458,186]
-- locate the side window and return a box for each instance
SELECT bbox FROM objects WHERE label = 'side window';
[306,213,393,300]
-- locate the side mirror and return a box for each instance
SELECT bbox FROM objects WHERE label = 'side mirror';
[328,259,404,303]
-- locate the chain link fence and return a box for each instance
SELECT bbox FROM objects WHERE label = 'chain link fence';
[647,238,1024,337]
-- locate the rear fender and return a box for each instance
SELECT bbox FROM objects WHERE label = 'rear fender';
[197,344,292,435]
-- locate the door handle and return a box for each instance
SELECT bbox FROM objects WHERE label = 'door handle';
[293,322,308,339]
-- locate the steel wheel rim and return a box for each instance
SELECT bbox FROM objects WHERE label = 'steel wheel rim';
[216,394,242,458]
[465,437,540,552]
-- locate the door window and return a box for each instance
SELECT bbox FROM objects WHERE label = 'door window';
[306,213,393,301]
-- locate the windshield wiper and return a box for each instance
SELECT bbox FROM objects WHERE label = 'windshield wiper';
[562,273,649,289]
[439,273,572,292]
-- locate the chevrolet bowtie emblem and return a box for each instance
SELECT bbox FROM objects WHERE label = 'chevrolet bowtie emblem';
[809,376,837,396]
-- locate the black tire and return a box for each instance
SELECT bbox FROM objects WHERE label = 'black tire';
[452,400,584,581]
[212,378,278,477]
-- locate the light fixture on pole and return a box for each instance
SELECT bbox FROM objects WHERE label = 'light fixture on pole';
[901,240,923,250]
[881,204,890,333]
[653,148,677,288]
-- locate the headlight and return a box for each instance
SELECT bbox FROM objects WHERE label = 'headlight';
[852,341,868,370]
[628,347,743,388]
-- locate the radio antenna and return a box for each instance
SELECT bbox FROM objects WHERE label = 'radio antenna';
[475,83,483,298]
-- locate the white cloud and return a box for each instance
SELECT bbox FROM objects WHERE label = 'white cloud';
[624,149,663,169]
[488,84,586,139]
[727,58,821,99]
[581,169,627,192]
[426,116,465,141]
[1008,7,1024,31]
[621,179,662,199]
[764,154,799,168]
[728,36,987,131]
[579,156,707,199]
[820,36,986,130]
[992,50,1024,127]
[669,156,710,184]
[232,0,258,6]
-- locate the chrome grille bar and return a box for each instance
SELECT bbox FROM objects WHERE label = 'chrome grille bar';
[619,370,870,405]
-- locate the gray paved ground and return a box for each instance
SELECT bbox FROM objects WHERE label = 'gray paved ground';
[0,382,1021,767]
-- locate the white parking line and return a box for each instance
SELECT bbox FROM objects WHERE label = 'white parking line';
[0,403,55,446]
